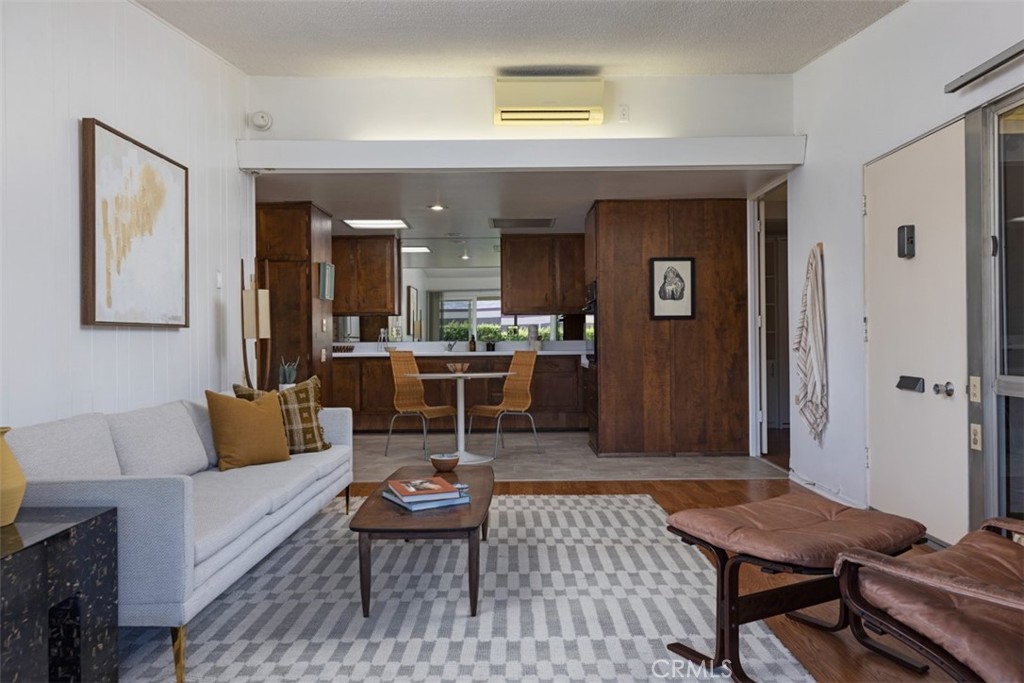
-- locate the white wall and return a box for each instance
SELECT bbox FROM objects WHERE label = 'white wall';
[0,1,252,426]
[788,0,1024,505]
[246,74,792,140]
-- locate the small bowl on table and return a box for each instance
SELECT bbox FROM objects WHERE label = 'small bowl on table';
[430,454,460,472]
[446,362,470,373]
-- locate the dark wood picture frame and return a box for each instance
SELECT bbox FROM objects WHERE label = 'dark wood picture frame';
[650,257,695,320]
[81,118,189,327]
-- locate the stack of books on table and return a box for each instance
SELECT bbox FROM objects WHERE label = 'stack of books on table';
[383,476,470,512]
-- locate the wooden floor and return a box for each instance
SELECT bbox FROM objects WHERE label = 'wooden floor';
[762,427,791,471]
[352,478,946,683]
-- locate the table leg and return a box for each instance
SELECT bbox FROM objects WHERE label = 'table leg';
[359,533,371,617]
[455,377,466,452]
[468,528,480,617]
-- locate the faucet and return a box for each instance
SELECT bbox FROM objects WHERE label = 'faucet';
[446,341,457,352]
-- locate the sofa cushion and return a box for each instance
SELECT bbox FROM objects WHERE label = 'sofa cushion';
[206,391,290,471]
[191,460,319,563]
[107,402,209,476]
[6,413,121,479]
[182,400,218,469]
[233,377,330,454]
[290,445,351,479]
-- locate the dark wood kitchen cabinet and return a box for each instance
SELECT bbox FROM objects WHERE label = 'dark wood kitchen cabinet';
[256,202,333,395]
[501,235,585,314]
[332,236,401,315]
[328,354,587,431]
[583,362,598,453]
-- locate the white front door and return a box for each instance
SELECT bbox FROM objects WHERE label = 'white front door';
[864,120,969,544]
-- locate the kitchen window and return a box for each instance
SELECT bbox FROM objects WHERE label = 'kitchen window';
[437,293,562,341]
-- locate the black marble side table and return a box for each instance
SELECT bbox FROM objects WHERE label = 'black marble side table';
[1,507,118,682]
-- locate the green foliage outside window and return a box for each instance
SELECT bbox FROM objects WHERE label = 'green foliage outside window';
[440,321,470,341]
[439,322,552,341]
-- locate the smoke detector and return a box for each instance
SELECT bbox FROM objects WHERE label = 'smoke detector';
[249,111,273,131]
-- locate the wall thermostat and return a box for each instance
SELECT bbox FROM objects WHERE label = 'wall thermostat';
[897,224,915,259]
[249,111,273,131]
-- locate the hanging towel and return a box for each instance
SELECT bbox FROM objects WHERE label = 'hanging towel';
[793,242,828,444]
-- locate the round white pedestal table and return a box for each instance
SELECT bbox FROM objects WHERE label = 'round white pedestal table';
[410,371,512,464]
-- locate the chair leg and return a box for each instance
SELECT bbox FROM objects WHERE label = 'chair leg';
[384,413,401,457]
[468,414,474,435]
[421,414,429,460]
[170,625,186,683]
[493,413,504,458]
[525,412,541,454]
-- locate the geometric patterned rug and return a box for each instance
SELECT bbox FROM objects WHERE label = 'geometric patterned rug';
[119,495,812,682]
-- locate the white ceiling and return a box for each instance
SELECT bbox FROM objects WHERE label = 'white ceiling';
[140,0,902,79]
[138,0,903,269]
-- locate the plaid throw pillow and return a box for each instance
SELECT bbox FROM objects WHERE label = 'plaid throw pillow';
[232,376,331,454]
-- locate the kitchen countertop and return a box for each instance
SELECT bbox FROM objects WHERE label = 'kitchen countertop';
[334,350,586,359]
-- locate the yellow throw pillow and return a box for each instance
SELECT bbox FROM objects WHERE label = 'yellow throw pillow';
[232,376,331,454]
[206,390,290,471]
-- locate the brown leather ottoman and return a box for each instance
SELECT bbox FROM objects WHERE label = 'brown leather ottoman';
[665,492,926,683]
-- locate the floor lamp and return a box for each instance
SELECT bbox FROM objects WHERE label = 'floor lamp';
[241,259,271,390]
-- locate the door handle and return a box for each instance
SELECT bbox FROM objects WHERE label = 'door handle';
[932,381,955,397]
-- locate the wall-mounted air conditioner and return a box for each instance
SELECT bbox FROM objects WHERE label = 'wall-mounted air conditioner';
[494,77,604,125]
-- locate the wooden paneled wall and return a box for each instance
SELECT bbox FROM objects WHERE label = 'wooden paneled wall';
[592,200,748,455]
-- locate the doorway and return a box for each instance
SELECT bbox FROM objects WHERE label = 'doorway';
[757,183,790,468]
[864,120,969,544]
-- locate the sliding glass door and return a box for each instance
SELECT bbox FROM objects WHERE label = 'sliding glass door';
[995,99,1024,519]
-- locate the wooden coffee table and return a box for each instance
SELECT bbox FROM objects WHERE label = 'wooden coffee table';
[350,465,494,617]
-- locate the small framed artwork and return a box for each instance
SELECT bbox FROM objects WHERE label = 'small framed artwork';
[81,118,189,327]
[318,262,335,300]
[406,286,418,331]
[650,257,695,320]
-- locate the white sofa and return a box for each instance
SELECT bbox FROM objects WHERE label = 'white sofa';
[6,398,353,681]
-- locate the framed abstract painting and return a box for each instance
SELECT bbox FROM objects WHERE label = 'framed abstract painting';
[81,118,189,327]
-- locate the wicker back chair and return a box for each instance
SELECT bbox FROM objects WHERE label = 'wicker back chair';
[467,350,540,457]
[385,350,456,458]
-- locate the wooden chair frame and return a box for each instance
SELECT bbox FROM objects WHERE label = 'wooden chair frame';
[385,350,455,459]
[836,517,1024,683]
[467,350,540,458]
[666,526,926,683]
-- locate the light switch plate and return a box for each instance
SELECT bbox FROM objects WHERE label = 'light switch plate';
[321,318,327,333]
[970,423,982,451]
[969,376,981,403]
[320,348,327,363]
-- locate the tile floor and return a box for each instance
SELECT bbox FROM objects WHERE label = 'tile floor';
[352,430,789,482]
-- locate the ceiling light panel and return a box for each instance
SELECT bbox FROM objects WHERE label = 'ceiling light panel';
[343,219,409,229]
[401,246,432,253]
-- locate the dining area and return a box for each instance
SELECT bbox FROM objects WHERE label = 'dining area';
[383,348,542,465]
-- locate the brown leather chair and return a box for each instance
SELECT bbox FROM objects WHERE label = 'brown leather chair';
[836,517,1024,682]
[666,492,927,682]
[467,350,540,458]
[385,350,455,459]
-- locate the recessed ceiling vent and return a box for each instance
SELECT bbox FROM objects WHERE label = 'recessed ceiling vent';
[494,78,604,125]
[489,217,557,230]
